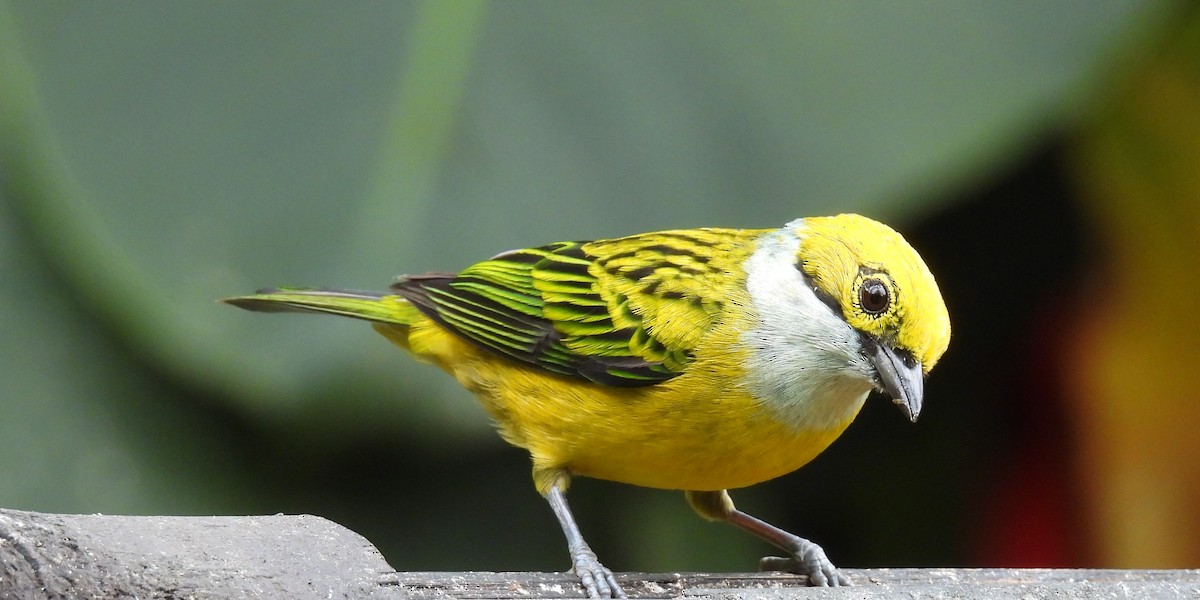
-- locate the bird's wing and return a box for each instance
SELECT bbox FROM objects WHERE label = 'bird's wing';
[391,228,761,387]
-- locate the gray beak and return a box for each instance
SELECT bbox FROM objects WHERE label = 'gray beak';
[866,338,924,422]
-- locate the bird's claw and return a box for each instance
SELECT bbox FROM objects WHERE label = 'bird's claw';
[758,548,851,587]
[571,548,626,598]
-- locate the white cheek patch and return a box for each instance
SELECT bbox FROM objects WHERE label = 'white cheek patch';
[740,223,874,431]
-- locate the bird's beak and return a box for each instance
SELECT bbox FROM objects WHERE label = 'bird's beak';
[865,338,924,422]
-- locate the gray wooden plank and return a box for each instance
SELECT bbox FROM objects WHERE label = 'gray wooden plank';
[3,508,1198,599]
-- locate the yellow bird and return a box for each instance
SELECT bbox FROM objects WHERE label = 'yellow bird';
[225,213,950,598]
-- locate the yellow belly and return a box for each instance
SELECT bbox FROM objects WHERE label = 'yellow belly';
[376,316,864,493]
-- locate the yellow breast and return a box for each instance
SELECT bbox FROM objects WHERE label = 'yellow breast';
[376,307,867,493]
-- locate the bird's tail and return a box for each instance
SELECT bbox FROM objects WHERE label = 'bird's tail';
[223,287,420,326]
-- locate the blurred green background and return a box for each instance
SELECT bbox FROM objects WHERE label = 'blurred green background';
[3,0,1198,575]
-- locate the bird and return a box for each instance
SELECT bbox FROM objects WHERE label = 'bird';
[224,213,950,598]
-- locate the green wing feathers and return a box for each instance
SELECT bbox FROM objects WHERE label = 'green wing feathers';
[223,288,420,325]
[391,228,761,387]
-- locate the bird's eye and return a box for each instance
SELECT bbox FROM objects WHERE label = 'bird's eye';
[859,278,890,314]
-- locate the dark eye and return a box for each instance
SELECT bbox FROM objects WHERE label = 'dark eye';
[860,278,890,314]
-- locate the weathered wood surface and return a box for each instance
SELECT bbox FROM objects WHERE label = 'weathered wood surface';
[398,569,1200,599]
[2,508,1198,599]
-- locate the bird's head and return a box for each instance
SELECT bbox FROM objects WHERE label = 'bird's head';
[793,213,951,422]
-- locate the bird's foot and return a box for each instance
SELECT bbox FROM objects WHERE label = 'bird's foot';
[570,547,625,598]
[759,543,851,587]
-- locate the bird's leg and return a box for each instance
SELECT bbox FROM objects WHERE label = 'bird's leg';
[685,489,850,587]
[545,483,626,599]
